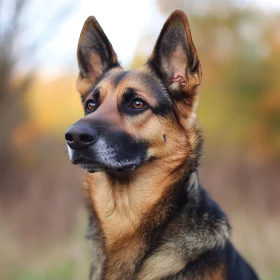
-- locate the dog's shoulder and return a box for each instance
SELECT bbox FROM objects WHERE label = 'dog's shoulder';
[138,173,259,280]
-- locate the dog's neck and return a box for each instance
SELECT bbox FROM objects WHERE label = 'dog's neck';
[85,158,187,250]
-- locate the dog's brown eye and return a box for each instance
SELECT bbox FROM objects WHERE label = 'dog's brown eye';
[86,100,96,111]
[131,99,145,109]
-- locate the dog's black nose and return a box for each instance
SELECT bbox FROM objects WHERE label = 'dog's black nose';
[65,124,97,150]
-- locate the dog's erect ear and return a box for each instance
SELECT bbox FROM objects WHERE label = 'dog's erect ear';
[77,16,119,97]
[148,10,202,117]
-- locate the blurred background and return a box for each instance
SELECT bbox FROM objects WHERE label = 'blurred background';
[0,0,279,279]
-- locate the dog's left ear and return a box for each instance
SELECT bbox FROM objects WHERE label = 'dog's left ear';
[76,16,119,99]
[148,10,202,122]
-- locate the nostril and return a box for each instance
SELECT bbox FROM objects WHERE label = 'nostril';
[79,133,95,144]
[65,124,96,149]
[65,132,74,142]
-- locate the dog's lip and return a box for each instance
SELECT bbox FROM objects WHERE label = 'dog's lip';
[73,156,103,173]
[70,149,144,172]
[80,163,103,173]
[71,154,96,165]
[75,157,138,173]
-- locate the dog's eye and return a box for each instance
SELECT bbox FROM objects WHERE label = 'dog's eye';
[131,99,145,109]
[86,100,96,112]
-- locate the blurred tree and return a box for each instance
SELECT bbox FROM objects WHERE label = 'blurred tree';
[0,0,76,190]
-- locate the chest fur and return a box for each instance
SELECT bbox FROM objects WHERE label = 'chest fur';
[85,173,168,249]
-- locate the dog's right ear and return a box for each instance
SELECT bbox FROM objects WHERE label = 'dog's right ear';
[76,16,119,99]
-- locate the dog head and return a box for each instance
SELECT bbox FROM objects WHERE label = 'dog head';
[65,10,202,174]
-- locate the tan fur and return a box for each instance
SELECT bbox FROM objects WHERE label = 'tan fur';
[207,264,226,280]
[85,159,183,250]
[137,248,187,280]
[76,75,94,98]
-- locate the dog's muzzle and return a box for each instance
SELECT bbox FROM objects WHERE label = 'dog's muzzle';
[64,119,149,172]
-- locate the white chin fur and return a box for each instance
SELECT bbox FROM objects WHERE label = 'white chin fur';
[67,145,74,161]
[95,138,141,169]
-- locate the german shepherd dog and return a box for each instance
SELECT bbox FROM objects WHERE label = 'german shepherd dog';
[65,10,259,280]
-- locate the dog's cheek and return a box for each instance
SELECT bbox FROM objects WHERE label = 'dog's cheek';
[139,128,168,160]
[146,137,165,160]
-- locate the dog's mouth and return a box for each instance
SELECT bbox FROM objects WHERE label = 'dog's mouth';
[75,156,140,173]
[72,156,103,173]
[68,147,143,173]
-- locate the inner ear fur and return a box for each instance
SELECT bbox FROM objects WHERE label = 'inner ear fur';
[148,10,202,112]
[76,16,120,97]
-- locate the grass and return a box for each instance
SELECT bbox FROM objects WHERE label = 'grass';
[4,261,76,280]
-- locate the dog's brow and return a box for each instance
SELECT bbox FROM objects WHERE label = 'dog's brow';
[93,88,100,98]
[123,88,134,99]
[113,71,129,86]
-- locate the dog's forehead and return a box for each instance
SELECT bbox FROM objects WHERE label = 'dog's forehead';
[98,67,171,104]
